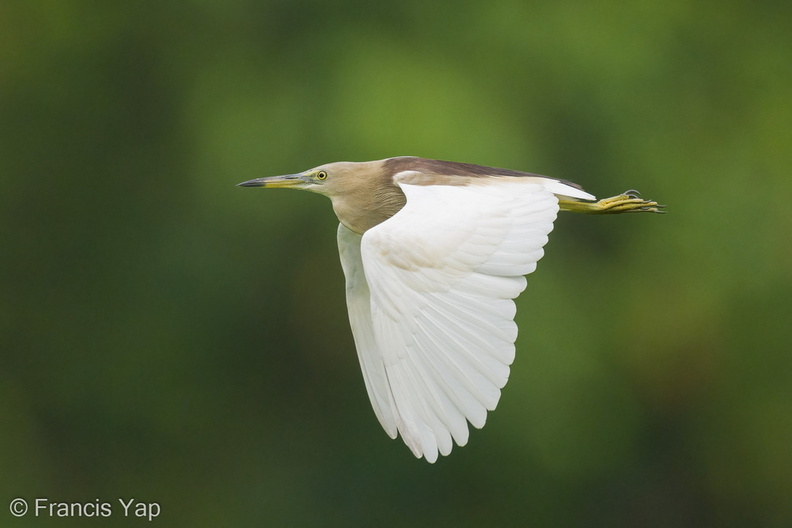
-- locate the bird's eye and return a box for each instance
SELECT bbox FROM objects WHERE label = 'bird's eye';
[316,171,328,180]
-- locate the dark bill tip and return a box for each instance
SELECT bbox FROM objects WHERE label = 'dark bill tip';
[236,174,304,188]
[237,178,267,187]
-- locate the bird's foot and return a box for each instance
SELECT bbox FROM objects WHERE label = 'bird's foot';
[560,190,666,214]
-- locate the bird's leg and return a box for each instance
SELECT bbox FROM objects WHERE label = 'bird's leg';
[559,190,665,214]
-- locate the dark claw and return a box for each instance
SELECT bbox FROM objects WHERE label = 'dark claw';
[643,203,667,213]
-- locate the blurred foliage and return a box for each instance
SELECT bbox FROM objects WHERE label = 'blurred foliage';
[2,0,791,526]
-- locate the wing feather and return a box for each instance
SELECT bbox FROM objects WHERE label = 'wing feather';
[337,226,398,438]
[338,175,570,461]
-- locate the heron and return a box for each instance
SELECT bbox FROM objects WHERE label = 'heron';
[238,156,663,462]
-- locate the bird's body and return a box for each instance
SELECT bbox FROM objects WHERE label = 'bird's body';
[239,156,663,462]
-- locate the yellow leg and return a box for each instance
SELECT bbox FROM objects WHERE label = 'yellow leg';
[559,190,665,214]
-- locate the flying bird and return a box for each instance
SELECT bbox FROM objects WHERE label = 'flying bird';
[239,156,663,462]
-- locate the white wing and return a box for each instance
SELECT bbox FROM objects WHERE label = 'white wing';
[338,174,591,462]
[337,224,399,438]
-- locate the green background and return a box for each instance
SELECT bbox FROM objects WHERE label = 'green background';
[2,1,790,526]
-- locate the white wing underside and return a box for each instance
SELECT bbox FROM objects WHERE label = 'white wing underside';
[337,173,594,462]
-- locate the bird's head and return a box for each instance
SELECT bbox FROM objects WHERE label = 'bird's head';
[237,161,372,199]
[238,160,407,233]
